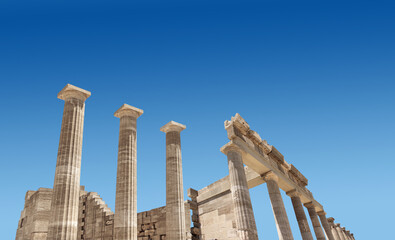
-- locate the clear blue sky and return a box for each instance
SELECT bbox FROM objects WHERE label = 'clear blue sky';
[1,1,394,239]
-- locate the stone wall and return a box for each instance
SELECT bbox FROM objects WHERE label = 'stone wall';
[16,187,192,240]
[15,188,52,240]
[196,176,238,240]
[79,191,114,240]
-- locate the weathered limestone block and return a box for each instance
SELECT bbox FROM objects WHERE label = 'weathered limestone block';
[114,104,143,240]
[48,84,91,240]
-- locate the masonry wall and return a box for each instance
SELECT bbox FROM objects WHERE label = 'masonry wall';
[15,188,52,240]
[196,176,238,240]
[16,188,191,240]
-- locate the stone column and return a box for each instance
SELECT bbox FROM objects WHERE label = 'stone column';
[286,190,313,240]
[341,227,349,240]
[263,171,294,240]
[304,202,326,240]
[350,233,355,240]
[335,224,346,240]
[113,104,143,240]
[327,217,341,240]
[346,230,352,240]
[317,211,335,240]
[161,121,187,240]
[48,84,91,240]
[221,144,258,240]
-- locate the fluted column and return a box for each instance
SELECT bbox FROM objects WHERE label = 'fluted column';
[341,227,349,240]
[346,230,352,240]
[263,172,294,240]
[221,144,258,240]
[286,190,313,240]
[304,202,326,240]
[114,104,143,240]
[161,121,187,240]
[327,218,341,240]
[317,211,335,240]
[48,84,91,240]
[335,224,346,240]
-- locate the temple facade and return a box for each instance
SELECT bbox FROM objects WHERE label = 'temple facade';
[15,84,355,240]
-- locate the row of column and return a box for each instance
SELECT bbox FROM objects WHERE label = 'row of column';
[222,144,355,240]
[47,84,187,240]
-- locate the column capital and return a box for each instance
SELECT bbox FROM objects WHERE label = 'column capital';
[304,201,316,209]
[57,84,91,101]
[261,171,279,182]
[341,227,346,231]
[286,189,301,197]
[327,217,335,223]
[220,142,242,155]
[160,121,186,133]
[317,210,327,216]
[335,223,341,227]
[114,104,144,119]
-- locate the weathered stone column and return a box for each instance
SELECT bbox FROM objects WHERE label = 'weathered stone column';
[114,104,143,240]
[341,227,349,240]
[346,230,352,240]
[263,172,294,240]
[335,224,346,240]
[48,84,91,240]
[161,121,187,240]
[317,211,335,240]
[221,143,258,240]
[350,233,355,240]
[327,217,341,240]
[286,190,313,240]
[304,202,326,240]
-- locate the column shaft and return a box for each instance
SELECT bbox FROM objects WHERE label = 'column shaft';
[304,203,326,240]
[161,121,187,240]
[264,173,294,240]
[327,218,341,240]
[335,225,346,240]
[114,114,138,239]
[48,85,90,240]
[317,212,335,240]
[287,192,313,240]
[225,147,258,240]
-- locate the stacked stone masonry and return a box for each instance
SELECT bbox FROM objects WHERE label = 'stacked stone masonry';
[15,84,356,240]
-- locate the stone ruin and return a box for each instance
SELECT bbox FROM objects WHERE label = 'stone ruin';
[15,84,355,240]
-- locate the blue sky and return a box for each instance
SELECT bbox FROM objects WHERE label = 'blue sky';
[0,1,394,239]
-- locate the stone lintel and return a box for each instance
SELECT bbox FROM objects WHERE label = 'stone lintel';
[160,120,186,133]
[261,171,279,182]
[286,189,300,197]
[317,210,327,216]
[114,103,144,118]
[57,84,91,101]
[288,164,308,186]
